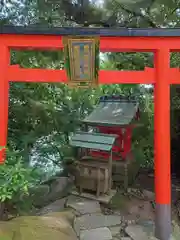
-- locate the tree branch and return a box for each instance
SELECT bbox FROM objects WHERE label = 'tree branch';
[59,0,118,27]
[147,0,156,14]
[65,16,117,27]
[119,4,158,28]
[169,7,179,16]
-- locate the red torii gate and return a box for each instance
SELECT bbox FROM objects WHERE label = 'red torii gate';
[1,26,180,240]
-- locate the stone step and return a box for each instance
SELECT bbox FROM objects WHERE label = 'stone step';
[112,237,131,240]
[80,227,112,240]
[120,238,131,240]
[125,225,152,240]
[74,213,121,236]
[66,195,101,215]
[109,226,122,237]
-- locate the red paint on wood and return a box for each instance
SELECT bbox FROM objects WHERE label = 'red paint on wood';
[0,34,64,49]
[0,45,9,163]
[8,65,155,84]
[8,65,67,83]
[154,49,171,204]
[99,68,155,84]
[169,68,180,84]
[100,37,180,52]
[8,65,180,84]
[90,126,133,161]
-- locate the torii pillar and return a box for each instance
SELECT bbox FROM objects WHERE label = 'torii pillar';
[154,49,171,240]
[0,45,9,162]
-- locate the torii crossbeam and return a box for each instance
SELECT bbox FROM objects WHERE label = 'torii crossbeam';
[1,26,180,240]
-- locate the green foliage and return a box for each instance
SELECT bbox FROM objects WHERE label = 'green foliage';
[0,149,33,217]
[0,149,33,203]
[132,94,154,168]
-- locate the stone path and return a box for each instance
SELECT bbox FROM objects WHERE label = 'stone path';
[66,195,157,240]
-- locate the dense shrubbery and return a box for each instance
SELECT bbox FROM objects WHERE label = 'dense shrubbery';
[0,149,34,219]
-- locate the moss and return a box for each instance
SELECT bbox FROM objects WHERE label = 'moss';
[0,211,77,240]
[110,192,129,211]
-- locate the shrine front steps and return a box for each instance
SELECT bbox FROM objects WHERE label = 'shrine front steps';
[66,195,102,215]
[65,195,159,240]
[74,213,122,236]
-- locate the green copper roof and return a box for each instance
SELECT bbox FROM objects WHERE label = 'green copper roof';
[69,131,117,151]
[83,99,139,126]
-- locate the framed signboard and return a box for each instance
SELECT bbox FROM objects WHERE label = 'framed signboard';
[63,36,99,88]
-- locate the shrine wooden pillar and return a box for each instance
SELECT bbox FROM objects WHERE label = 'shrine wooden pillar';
[154,48,171,240]
[0,43,9,163]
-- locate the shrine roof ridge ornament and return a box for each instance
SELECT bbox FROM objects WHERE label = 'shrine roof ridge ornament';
[1,25,180,37]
